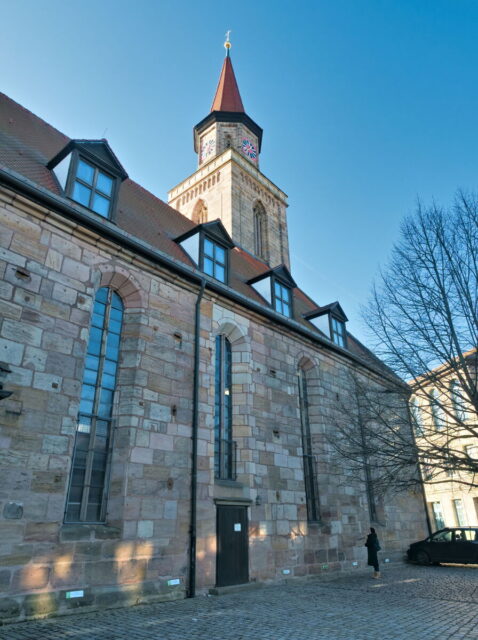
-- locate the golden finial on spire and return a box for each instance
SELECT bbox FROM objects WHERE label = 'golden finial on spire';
[224,30,232,56]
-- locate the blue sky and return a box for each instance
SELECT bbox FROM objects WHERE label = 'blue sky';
[2,0,478,345]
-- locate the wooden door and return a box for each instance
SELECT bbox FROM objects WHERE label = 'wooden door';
[216,505,249,587]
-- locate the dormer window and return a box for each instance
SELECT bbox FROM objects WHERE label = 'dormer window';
[273,280,291,317]
[72,159,114,218]
[47,140,128,221]
[305,302,348,349]
[331,317,346,347]
[203,237,226,282]
[248,265,296,319]
[175,220,233,285]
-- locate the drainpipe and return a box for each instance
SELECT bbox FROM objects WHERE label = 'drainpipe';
[188,279,205,598]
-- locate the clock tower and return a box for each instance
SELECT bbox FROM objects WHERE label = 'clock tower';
[168,37,290,269]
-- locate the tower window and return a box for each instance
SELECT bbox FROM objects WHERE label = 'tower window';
[202,237,226,283]
[192,199,208,224]
[273,280,291,317]
[253,201,267,260]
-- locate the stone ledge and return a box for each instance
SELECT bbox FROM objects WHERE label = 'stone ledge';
[208,581,263,596]
[59,524,121,542]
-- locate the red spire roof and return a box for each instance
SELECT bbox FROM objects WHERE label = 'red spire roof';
[210,56,245,113]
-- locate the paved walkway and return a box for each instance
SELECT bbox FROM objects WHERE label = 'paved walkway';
[1,564,478,640]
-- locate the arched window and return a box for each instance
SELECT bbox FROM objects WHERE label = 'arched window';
[214,334,234,479]
[253,201,267,259]
[225,134,232,149]
[192,199,208,225]
[298,368,320,522]
[65,287,124,523]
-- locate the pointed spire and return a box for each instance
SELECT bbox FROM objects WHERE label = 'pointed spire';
[210,33,245,113]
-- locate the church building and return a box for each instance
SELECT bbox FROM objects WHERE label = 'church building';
[0,40,427,622]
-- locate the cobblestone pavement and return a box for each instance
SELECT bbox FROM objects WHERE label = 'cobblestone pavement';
[1,564,478,640]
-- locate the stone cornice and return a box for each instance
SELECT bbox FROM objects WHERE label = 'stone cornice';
[168,149,288,206]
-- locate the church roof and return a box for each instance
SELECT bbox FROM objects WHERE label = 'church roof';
[0,91,392,378]
[211,56,245,113]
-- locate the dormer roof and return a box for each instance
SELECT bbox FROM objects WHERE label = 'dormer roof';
[47,139,128,180]
[175,219,234,248]
[247,264,297,288]
[305,301,348,323]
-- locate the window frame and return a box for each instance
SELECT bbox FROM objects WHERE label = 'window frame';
[271,277,292,318]
[199,232,228,284]
[65,150,121,221]
[429,388,445,431]
[253,201,267,260]
[214,334,235,480]
[64,287,123,524]
[330,315,347,348]
[298,368,320,522]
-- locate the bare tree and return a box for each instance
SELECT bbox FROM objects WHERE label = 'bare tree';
[332,193,478,493]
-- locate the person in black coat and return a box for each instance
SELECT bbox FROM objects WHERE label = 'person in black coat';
[365,527,381,578]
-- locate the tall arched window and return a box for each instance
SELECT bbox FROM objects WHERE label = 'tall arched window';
[253,201,267,259]
[65,287,124,523]
[192,199,208,225]
[214,334,234,479]
[298,368,320,522]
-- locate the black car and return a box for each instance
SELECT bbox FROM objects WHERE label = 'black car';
[407,527,478,565]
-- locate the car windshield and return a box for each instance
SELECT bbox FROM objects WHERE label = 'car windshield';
[430,530,452,543]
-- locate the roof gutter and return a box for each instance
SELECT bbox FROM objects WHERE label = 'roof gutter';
[0,167,397,384]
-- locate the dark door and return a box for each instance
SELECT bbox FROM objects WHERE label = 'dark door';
[452,529,478,563]
[216,505,249,587]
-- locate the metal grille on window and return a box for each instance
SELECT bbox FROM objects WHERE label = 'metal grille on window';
[298,369,320,522]
[65,287,123,523]
[214,335,236,479]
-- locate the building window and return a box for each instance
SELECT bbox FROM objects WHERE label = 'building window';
[214,335,235,479]
[431,501,445,529]
[450,379,466,422]
[65,287,123,523]
[202,237,226,283]
[453,499,466,526]
[410,397,424,436]
[192,199,208,225]
[273,280,291,317]
[330,317,346,347]
[253,201,267,260]
[298,369,320,522]
[72,158,114,218]
[430,389,445,430]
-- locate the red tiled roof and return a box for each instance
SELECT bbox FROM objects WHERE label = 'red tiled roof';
[210,56,245,113]
[0,91,388,373]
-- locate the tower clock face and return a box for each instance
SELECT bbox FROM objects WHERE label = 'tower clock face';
[241,138,257,161]
[200,138,215,162]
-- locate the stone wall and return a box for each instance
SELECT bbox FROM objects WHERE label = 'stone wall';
[0,185,427,622]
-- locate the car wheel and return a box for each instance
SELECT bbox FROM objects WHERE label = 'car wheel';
[415,550,430,565]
